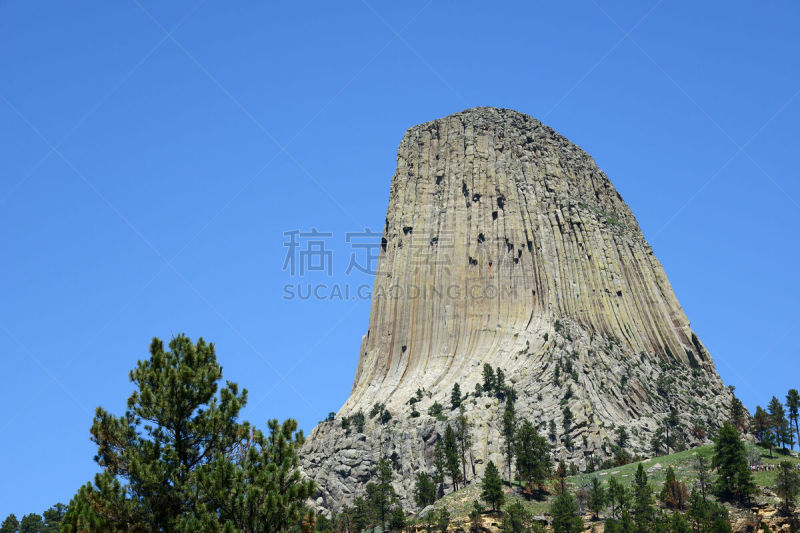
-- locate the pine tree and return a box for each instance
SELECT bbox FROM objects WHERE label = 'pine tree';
[495,368,506,396]
[712,422,756,503]
[18,514,43,533]
[607,477,627,519]
[483,363,495,392]
[786,389,800,451]
[42,503,67,533]
[436,509,451,532]
[550,491,583,533]
[588,477,606,519]
[0,515,18,533]
[753,406,770,444]
[775,460,800,514]
[660,466,688,510]
[444,424,461,491]
[514,420,552,496]
[632,463,654,527]
[366,458,396,528]
[694,455,711,502]
[481,460,505,512]
[451,382,462,410]
[456,405,472,484]
[433,440,447,497]
[730,395,747,433]
[501,398,517,482]
[768,396,789,450]
[61,335,314,533]
[469,501,484,533]
[414,472,437,508]
[562,406,574,450]
[501,501,532,533]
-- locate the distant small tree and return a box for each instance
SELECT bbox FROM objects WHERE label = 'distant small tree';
[366,457,396,528]
[615,426,629,449]
[433,440,447,497]
[42,503,67,532]
[632,463,654,527]
[660,466,688,510]
[414,472,437,508]
[469,501,484,532]
[444,424,461,491]
[436,508,450,533]
[483,363,495,392]
[515,420,552,497]
[550,491,583,533]
[501,501,532,533]
[562,406,574,449]
[607,477,627,519]
[775,460,800,514]
[502,399,517,482]
[753,406,770,444]
[768,396,790,451]
[495,368,506,396]
[388,505,406,531]
[19,514,43,533]
[588,477,606,519]
[481,461,505,512]
[451,382,462,410]
[787,389,800,451]
[730,395,747,434]
[713,423,756,504]
[474,382,483,397]
[694,455,711,502]
[456,405,473,484]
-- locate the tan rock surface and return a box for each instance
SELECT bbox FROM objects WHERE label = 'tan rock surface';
[302,108,732,511]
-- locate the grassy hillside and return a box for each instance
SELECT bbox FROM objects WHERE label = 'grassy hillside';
[420,444,800,528]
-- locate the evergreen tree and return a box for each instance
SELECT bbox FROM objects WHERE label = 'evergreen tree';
[768,396,790,450]
[433,440,447,497]
[694,455,711,502]
[787,389,800,451]
[588,477,606,519]
[632,463,654,527]
[366,457,396,528]
[388,505,406,531]
[436,509,450,532]
[607,477,627,519]
[660,466,688,510]
[495,368,506,396]
[730,394,747,434]
[481,461,505,512]
[456,405,473,484]
[562,406,574,450]
[444,424,461,491]
[712,422,756,503]
[451,382,462,410]
[42,503,67,533]
[18,514,43,533]
[615,426,629,449]
[514,420,552,496]
[550,491,583,533]
[483,363,495,392]
[501,501,532,533]
[191,418,316,532]
[0,515,18,533]
[414,472,437,508]
[775,460,800,514]
[61,335,314,533]
[469,501,484,533]
[753,406,770,444]
[501,398,517,482]
[665,408,681,451]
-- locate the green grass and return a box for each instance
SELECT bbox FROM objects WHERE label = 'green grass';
[417,444,800,525]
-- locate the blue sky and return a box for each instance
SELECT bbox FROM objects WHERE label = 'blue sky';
[1,0,799,518]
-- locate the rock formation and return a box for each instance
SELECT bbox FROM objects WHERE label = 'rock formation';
[301,107,732,511]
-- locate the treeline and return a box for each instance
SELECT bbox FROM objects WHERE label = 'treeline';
[2,338,799,532]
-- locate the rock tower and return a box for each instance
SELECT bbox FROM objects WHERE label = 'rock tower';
[302,107,731,510]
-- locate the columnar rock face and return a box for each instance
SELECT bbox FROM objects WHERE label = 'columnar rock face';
[302,108,731,511]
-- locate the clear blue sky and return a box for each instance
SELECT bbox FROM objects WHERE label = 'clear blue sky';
[2,0,798,518]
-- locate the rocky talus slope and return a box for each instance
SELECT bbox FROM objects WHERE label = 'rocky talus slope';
[301,107,731,511]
